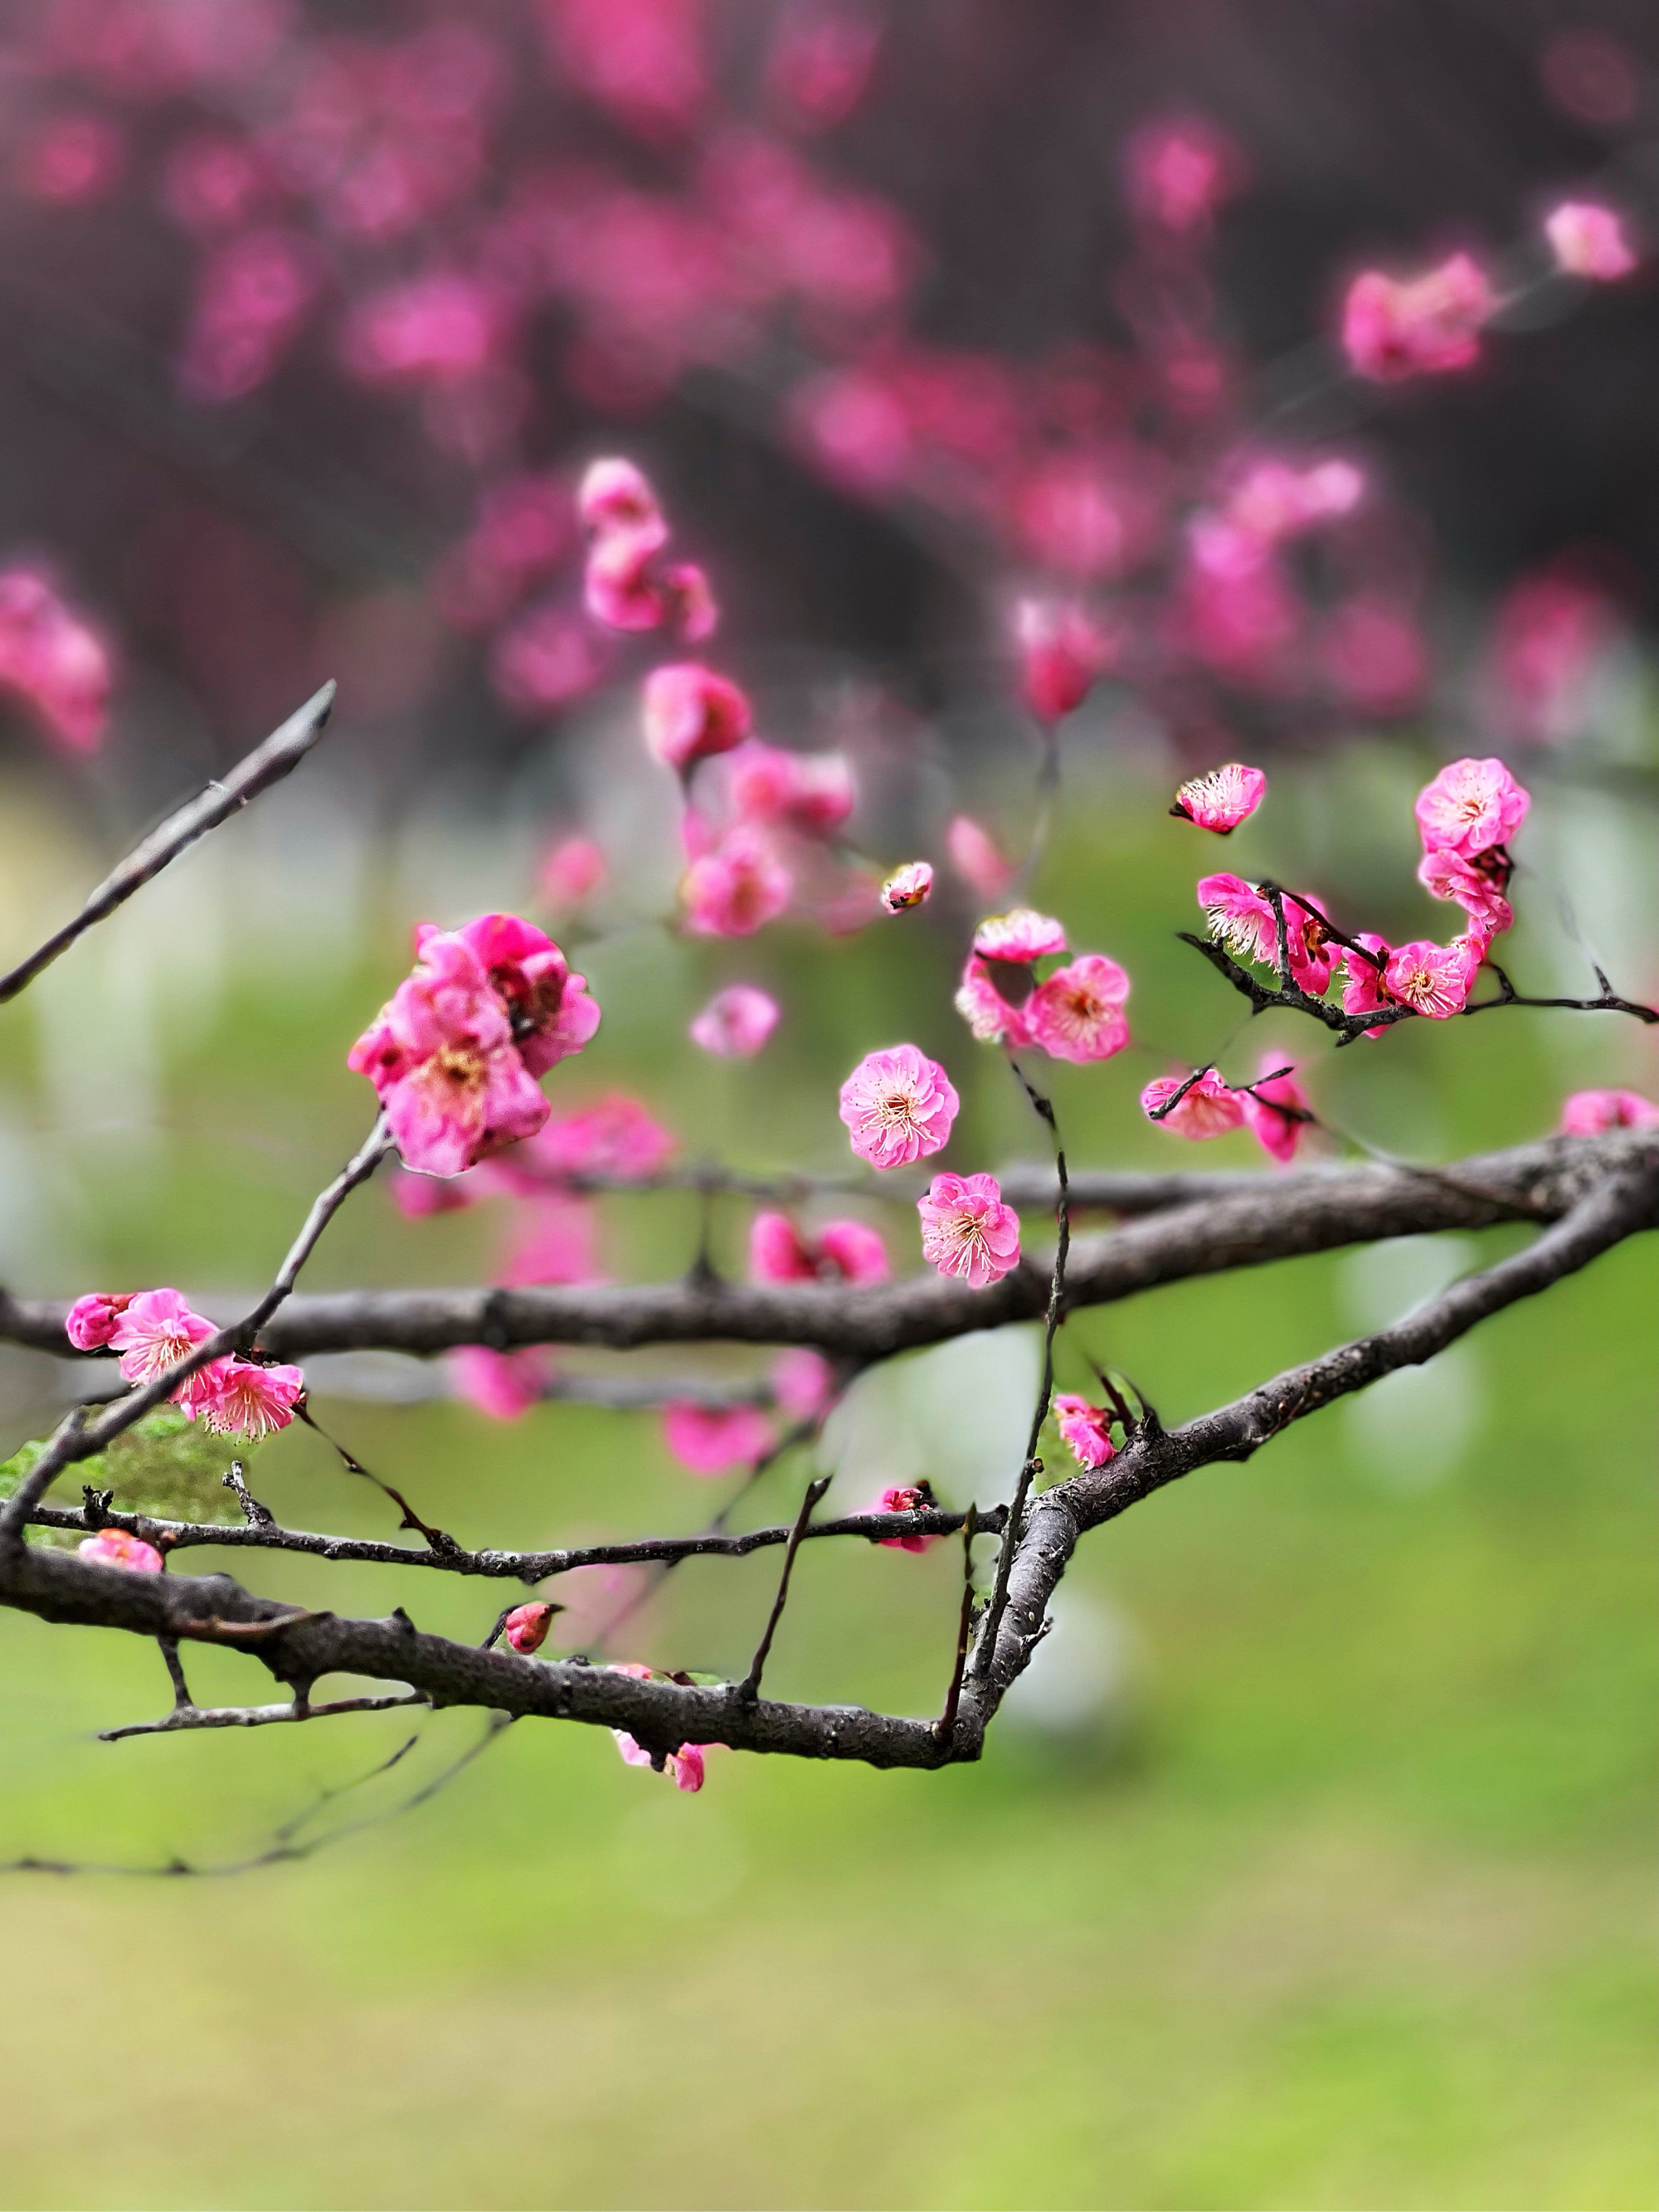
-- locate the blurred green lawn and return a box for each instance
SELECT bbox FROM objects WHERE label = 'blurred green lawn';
[0,749,1654,2210]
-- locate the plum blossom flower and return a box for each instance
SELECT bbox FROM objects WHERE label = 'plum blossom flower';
[1558,1088,1659,1135]
[681,826,792,936]
[1340,254,1496,382]
[0,568,113,754]
[1125,114,1242,232]
[585,529,669,632]
[1141,1069,1244,1140]
[643,663,752,774]
[771,1348,836,1423]
[79,1528,163,1574]
[689,984,781,1057]
[917,1172,1021,1289]
[1545,202,1637,280]
[728,742,854,834]
[523,1094,677,1183]
[662,1402,776,1476]
[880,861,933,912]
[749,1213,888,1285]
[1340,934,1394,1037]
[1382,937,1484,1019]
[577,457,669,547]
[1025,955,1131,1064]
[1170,762,1267,834]
[1416,848,1514,936]
[1052,1395,1117,1471]
[497,1197,598,1289]
[450,1344,556,1421]
[1225,459,1364,542]
[614,1729,708,1791]
[1014,600,1112,726]
[65,1292,134,1351]
[1238,1057,1314,1166]
[348,931,553,1177]
[873,1481,939,1553]
[955,954,1034,1048]
[1413,756,1530,861]
[445,914,601,1077]
[539,835,606,914]
[502,1601,559,1655]
[108,1290,217,1399]
[839,1044,960,1169]
[189,1358,304,1438]
[946,815,1014,900]
[972,909,1067,963]
[1198,876,1332,992]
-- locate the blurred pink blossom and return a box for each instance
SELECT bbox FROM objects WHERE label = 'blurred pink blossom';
[0,567,113,752]
[1124,114,1243,233]
[489,602,610,713]
[788,368,912,494]
[450,1344,557,1421]
[1545,202,1636,280]
[946,815,1014,900]
[839,1044,959,1169]
[17,112,124,205]
[539,835,607,915]
[1341,254,1496,382]
[179,227,321,402]
[1224,458,1364,542]
[1141,1069,1244,1140]
[1485,569,1619,746]
[1559,1088,1659,1135]
[160,130,266,233]
[1324,597,1428,716]
[917,1171,1020,1288]
[341,275,508,387]
[79,1529,163,1574]
[749,1213,888,1285]
[681,826,792,936]
[498,1196,598,1288]
[662,1401,776,1475]
[542,0,709,141]
[728,741,855,834]
[880,861,932,912]
[766,2,881,129]
[1238,1057,1313,1166]
[521,1094,677,1184]
[1014,600,1113,727]
[771,1347,836,1422]
[690,984,781,1057]
[644,663,753,773]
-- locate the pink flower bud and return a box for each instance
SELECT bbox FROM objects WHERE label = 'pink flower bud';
[643,664,752,774]
[1545,202,1637,281]
[972,908,1067,963]
[503,1601,558,1655]
[689,984,781,1057]
[64,1291,134,1352]
[839,1044,959,1169]
[577,457,669,548]
[1014,600,1112,726]
[916,1171,1021,1289]
[879,861,932,912]
[79,1528,163,1574]
[1340,254,1496,382]
[1170,762,1267,834]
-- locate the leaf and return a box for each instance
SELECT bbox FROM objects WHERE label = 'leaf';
[0,1412,259,1526]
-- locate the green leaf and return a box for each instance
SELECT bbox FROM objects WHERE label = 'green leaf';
[0,1411,259,1526]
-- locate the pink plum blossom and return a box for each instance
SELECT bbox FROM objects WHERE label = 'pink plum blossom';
[191,1359,305,1439]
[1413,756,1530,860]
[585,531,669,631]
[522,1095,677,1184]
[1382,938,1484,1019]
[1197,876,1333,993]
[79,1528,163,1575]
[18,112,124,205]
[1340,254,1496,382]
[614,1729,708,1791]
[1025,955,1131,1064]
[728,742,855,834]
[497,1198,598,1288]
[0,568,113,753]
[662,1401,776,1476]
[65,1292,133,1351]
[1141,1069,1245,1140]
[1226,459,1364,542]
[839,1044,960,1169]
[503,1601,558,1655]
[445,914,601,1078]
[450,1344,556,1421]
[1486,569,1619,746]
[489,603,610,713]
[1416,848,1514,936]
[880,862,933,912]
[681,826,793,936]
[578,457,669,547]
[1238,1057,1314,1166]
[1124,114,1242,232]
[1014,600,1112,726]
[972,909,1067,963]
[771,1347,836,1423]
[1545,202,1636,280]
[643,663,752,774]
[1340,935,1394,1036]
[917,1172,1021,1289]
[539,835,607,913]
[1171,762,1267,834]
[749,1213,888,1285]
[1322,596,1428,715]
[873,1481,938,1553]
[341,273,507,388]
[664,563,719,642]
[109,1290,217,1398]
[689,984,781,1057]
[1558,1089,1659,1135]
[1052,1395,1117,1471]
[946,815,1014,900]
[348,930,552,1178]
[954,953,1034,1048]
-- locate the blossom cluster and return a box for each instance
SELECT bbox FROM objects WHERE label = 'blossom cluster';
[956,910,1131,1065]
[64,1287,304,1442]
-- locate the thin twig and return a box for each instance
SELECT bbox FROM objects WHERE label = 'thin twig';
[734,1474,831,1703]
[936,1503,980,1743]
[99,1691,430,1741]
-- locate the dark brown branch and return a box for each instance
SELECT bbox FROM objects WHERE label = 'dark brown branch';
[736,1473,831,1701]
[0,682,336,1004]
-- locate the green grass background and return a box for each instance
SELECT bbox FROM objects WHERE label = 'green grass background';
[0,742,1653,2210]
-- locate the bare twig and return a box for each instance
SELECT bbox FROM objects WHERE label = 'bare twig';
[734,1474,832,1703]
[936,1503,980,1743]
[100,1691,430,1741]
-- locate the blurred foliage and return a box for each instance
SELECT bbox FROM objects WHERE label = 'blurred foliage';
[0,1407,255,1534]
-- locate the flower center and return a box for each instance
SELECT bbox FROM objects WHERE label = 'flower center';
[435,1043,485,1086]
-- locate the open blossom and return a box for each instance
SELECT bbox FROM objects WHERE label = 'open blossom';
[1238,1057,1313,1166]
[1198,876,1332,993]
[771,1348,836,1423]
[79,1528,163,1575]
[108,1290,216,1398]
[1416,847,1514,936]
[1558,1088,1659,1135]
[450,1344,557,1421]
[681,826,792,936]
[1340,933,1394,1036]
[917,1172,1021,1289]
[973,909,1067,963]
[191,1359,305,1439]
[1141,1069,1245,1139]
[1053,1395,1117,1471]
[1414,756,1530,860]
[1383,937,1484,1019]
[1545,202,1636,280]
[729,741,855,834]
[502,1601,559,1655]
[689,984,781,1057]
[1341,253,1496,382]
[946,815,1014,900]
[873,1481,938,1553]
[65,1291,134,1351]
[615,1730,708,1792]
[539,835,606,913]
[662,1402,777,1476]
[1026,955,1131,1064]
[442,914,601,1077]
[880,862,933,912]
[839,1044,959,1169]
[955,953,1034,1048]
[1171,762,1267,834]
[643,663,752,774]
[1014,600,1112,725]
[348,931,552,1177]
[751,1213,888,1285]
